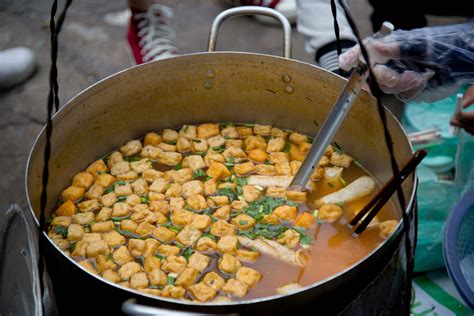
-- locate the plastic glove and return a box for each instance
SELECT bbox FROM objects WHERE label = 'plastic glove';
[450,84,474,135]
[339,21,474,103]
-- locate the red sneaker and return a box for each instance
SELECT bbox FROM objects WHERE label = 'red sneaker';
[127,4,178,65]
[222,0,296,24]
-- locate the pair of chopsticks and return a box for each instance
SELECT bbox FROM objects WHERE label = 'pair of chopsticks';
[350,148,428,234]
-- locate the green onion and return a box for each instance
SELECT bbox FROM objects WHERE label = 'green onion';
[193,152,207,156]
[212,146,225,153]
[201,233,217,240]
[54,198,63,208]
[193,169,206,179]
[165,141,177,145]
[173,241,185,249]
[182,247,193,260]
[46,214,55,226]
[339,177,347,186]
[224,156,235,167]
[167,224,182,233]
[244,123,255,128]
[192,139,202,143]
[104,185,114,194]
[117,196,127,202]
[115,180,127,186]
[354,159,363,168]
[111,214,131,222]
[54,226,68,239]
[283,142,291,153]
[154,252,166,260]
[167,275,175,285]
[124,156,142,162]
[333,142,343,154]
[114,227,142,239]
[239,220,249,225]
[69,242,77,253]
[300,235,313,245]
[140,195,149,204]
[173,162,183,170]
[216,188,236,201]
[106,253,113,261]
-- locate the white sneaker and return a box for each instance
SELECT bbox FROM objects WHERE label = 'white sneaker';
[0,47,36,90]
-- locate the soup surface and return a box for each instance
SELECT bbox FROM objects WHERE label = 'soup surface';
[47,123,399,302]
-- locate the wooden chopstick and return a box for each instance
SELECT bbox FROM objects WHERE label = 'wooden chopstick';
[350,148,428,234]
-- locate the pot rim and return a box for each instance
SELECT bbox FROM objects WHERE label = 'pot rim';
[25,51,417,308]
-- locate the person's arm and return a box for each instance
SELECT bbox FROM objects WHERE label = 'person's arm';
[296,0,356,75]
[339,21,474,102]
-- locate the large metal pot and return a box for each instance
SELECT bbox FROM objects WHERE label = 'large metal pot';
[26,7,416,315]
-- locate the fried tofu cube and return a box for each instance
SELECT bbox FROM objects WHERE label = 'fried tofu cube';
[202,271,226,291]
[130,272,149,289]
[162,128,178,142]
[116,170,138,181]
[207,195,230,208]
[286,190,307,203]
[182,180,204,198]
[266,186,286,199]
[242,185,262,202]
[299,142,312,156]
[121,220,138,233]
[231,214,256,230]
[271,127,288,138]
[198,123,220,139]
[86,159,108,178]
[236,126,253,137]
[191,214,212,230]
[206,162,231,180]
[152,227,176,243]
[235,249,260,262]
[256,164,275,175]
[72,211,95,225]
[61,186,85,202]
[248,149,268,163]
[149,178,170,193]
[130,159,152,173]
[330,152,353,168]
[217,235,238,254]
[318,204,343,222]
[91,220,114,233]
[144,132,162,146]
[158,142,177,152]
[82,233,102,243]
[176,136,192,152]
[211,220,237,237]
[224,139,243,148]
[244,135,267,151]
[128,238,146,257]
[187,252,210,272]
[273,205,297,222]
[212,205,230,220]
[86,240,110,258]
[149,200,170,215]
[148,268,167,286]
[71,241,87,257]
[93,206,112,222]
[311,166,325,181]
[165,183,182,198]
[118,262,141,280]
[222,278,248,297]
[268,152,289,164]
[175,267,199,288]
[102,230,126,247]
[67,224,83,241]
[194,237,217,252]
[101,192,118,207]
[277,229,300,248]
[290,160,302,175]
[179,124,197,139]
[176,225,202,247]
[207,135,226,148]
[185,194,207,211]
[79,260,97,274]
[221,126,239,139]
[182,155,206,171]
[96,254,117,274]
[219,253,241,275]
[120,140,143,156]
[56,200,77,216]
[141,145,162,159]
[204,150,225,166]
[275,161,291,175]
[78,199,100,212]
[189,283,217,302]
[110,161,131,176]
[171,209,194,226]
[72,172,95,189]
[107,151,124,168]
[289,132,308,145]
[162,285,186,299]
[379,220,398,239]
[162,255,187,274]
[253,124,272,136]
[204,179,217,195]
[294,212,315,229]
[142,169,164,183]
[143,238,160,258]
[191,138,208,153]
[234,161,256,176]
[222,147,247,162]
[114,182,132,196]
[158,244,181,257]
[102,269,121,283]
[157,151,183,166]
[266,137,285,153]
[170,197,186,210]
[144,256,162,272]
[96,173,116,188]
[236,267,262,287]
[231,200,248,212]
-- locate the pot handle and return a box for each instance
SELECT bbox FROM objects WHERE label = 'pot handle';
[207,6,292,59]
[122,299,239,316]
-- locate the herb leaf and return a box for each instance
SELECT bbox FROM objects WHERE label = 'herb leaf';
[283,142,291,153]
[54,226,68,238]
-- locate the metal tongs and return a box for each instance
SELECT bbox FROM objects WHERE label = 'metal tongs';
[290,22,394,191]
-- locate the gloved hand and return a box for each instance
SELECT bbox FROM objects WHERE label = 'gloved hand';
[339,21,474,103]
[450,84,474,135]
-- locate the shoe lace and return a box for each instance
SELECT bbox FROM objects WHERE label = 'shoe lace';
[134,4,177,62]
